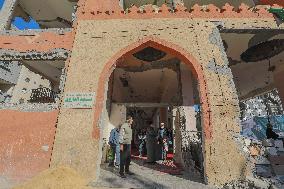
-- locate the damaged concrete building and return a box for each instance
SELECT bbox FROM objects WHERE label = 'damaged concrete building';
[1,0,284,188]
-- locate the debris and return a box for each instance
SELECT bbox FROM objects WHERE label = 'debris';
[266,147,278,156]
[13,166,91,189]
[274,140,283,149]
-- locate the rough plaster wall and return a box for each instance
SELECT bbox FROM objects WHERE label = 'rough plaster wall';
[0,110,58,182]
[10,64,51,104]
[51,18,246,186]
[221,18,284,30]
[51,109,99,180]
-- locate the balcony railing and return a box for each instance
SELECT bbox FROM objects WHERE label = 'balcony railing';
[29,87,58,103]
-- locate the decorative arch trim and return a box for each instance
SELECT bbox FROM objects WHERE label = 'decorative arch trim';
[92,36,212,140]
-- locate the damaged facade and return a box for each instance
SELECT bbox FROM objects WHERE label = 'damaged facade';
[1,0,284,188]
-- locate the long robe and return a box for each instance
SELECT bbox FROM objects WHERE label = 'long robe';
[146,128,157,163]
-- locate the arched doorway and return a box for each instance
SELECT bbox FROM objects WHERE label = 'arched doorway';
[92,37,212,188]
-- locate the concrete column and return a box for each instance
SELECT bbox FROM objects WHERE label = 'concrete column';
[172,107,183,165]
[159,107,167,126]
[273,68,284,107]
[180,63,196,132]
[0,0,18,30]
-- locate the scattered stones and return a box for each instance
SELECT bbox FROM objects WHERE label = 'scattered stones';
[232,134,284,188]
[221,179,259,189]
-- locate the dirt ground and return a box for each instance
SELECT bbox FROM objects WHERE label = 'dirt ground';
[12,166,90,189]
[11,166,125,189]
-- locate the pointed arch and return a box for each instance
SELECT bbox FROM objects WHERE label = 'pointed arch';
[92,36,212,140]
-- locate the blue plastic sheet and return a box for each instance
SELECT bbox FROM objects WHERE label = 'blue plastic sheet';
[241,115,284,140]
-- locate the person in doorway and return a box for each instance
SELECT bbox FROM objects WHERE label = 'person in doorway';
[167,128,173,148]
[119,116,134,178]
[158,122,168,160]
[108,125,121,167]
[266,122,279,140]
[138,129,146,157]
[146,123,157,163]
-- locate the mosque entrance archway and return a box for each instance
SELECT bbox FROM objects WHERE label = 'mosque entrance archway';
[95,39,209,187]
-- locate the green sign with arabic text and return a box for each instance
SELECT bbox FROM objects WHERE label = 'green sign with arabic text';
[63,92,95,109]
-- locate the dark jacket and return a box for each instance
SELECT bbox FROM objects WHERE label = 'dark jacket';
[266,127,279,140]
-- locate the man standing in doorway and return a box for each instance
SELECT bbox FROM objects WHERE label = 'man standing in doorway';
[119,116,134,178]
[158,122,168,160]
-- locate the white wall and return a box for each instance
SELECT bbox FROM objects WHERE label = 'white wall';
[180,63,197,131]
[10,65,51,104]
[112,68,179,103]
[103,103,126,142]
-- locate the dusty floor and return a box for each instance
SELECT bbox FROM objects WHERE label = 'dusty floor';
[1,158,216,189]
[90,158,216,189]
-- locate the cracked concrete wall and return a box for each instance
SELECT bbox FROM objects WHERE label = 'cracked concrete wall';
[273,66,284,108]
[10,64,52,104]
[0,0,18,30]
[50,18,246,186]
[0,61,22,84]
[0,29,70,105]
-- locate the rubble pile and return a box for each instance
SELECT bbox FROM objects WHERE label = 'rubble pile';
[232,135,284,189]
[221,179,265,189]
